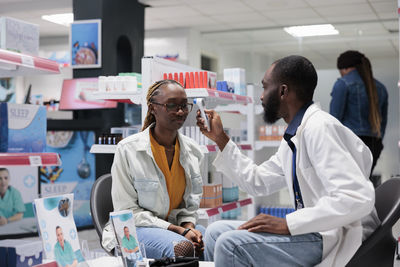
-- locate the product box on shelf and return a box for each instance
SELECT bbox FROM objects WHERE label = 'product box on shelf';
[0,239,43,267]
[163,71,217,89]
[259,125,286,141]
[0,17,39,56]
[223,68,246,96]
[200,184,222,208]
[0,103,46,153]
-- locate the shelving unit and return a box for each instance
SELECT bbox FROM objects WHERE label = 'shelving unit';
[255,140,281,150]
[0,48,60,77]
[185,88,252,105]
[90,144,252,154]
[197,198,252,220]
[0,49,62,168]
[0,153,61,166]
[90,91,142,105]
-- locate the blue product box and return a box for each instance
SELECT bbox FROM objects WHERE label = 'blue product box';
[0,239,43,267]
[0,103,47,153]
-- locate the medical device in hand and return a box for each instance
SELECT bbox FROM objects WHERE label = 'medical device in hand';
[193,98,210,131]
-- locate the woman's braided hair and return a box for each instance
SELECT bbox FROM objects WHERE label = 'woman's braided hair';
[141,79,184,131]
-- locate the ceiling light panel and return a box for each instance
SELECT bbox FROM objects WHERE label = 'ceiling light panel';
[284,24,339,37]
[41,13,73,26]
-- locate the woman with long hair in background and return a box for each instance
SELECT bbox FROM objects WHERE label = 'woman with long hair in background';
[330,50,388,186]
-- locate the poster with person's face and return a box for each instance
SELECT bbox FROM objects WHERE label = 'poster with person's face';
[0,166,38,236]
[34,194,88,267]
[110,210,143,267]
[70,19,101,68]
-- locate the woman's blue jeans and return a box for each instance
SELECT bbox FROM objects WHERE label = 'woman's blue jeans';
[136,224,205,259]
[205,220,323,267]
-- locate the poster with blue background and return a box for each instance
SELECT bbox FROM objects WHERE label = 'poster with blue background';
[70,19,101,68]
[41,131,95,227]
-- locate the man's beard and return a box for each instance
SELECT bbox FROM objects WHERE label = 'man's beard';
[262,90,280,124]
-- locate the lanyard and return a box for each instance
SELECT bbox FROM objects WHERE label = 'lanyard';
[288,140,304,210]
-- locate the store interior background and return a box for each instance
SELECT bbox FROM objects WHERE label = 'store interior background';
[1,0,399,251]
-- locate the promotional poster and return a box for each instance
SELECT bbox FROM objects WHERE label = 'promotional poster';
[110,210,144,267]
[70,19,101,68]
[34,194,88,267]
[0,166,38,235]
[41,131,95,227]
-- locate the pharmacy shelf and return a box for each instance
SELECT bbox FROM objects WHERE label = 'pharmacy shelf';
[90,144,252,154]
[185,88,252,105]
[90,91,142,105]
[214,103,248,115]
[205,144,252,152]
[0,152,61,166]
[197,198,253,219]
[0,49,60,77]
[90,144,117,154]
[255,140,281,150]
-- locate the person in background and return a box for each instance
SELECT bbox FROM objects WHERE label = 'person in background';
[198,55,379,267]
[0,168,25,225]
[330,50,388,182]
[102,80,205,259]
[54,226,78,267]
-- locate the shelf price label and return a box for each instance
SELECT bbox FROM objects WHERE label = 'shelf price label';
[29,156,42,166]
[21,55,34,67]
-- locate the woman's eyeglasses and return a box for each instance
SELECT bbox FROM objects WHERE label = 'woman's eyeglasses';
[151,102,193,113]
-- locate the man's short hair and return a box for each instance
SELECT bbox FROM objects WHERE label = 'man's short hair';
[272,55,317,103]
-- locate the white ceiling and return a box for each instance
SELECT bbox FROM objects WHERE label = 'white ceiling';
[0,0,397,64]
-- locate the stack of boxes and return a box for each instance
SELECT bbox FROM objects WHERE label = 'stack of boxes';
[200,184,222,208]
[223,68,246,96]
[162,71,217,89]
[259,125,286,141]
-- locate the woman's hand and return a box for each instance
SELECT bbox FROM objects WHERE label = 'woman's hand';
[181,222,204,254]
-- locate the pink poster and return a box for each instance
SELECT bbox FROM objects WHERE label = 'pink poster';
[59,78,117,110]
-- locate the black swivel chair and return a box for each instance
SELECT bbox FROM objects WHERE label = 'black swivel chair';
[347,178,400,267]
[90,173,114,253]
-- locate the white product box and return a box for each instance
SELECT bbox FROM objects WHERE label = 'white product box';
[223,68,246,96]
[0,17,39,56]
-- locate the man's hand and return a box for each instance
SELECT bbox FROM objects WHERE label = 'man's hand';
[238,214,290,235]
[0,217,7,225]
[196,109,230,151]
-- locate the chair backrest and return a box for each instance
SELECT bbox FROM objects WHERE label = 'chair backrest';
[347,178,400,267]
[90,173,113,239]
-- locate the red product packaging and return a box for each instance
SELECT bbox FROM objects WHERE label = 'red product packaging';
[168,73,173,80]
[194,72,200,88]
[189,72,195,88]
[179,72,184,86]
[203,71,208,88]
[163,73,168,80]
[199,72,204,88]
[184,72,190,88]
[174,73,178,82]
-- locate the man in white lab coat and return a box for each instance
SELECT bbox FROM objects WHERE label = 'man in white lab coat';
[198,55,380,267]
